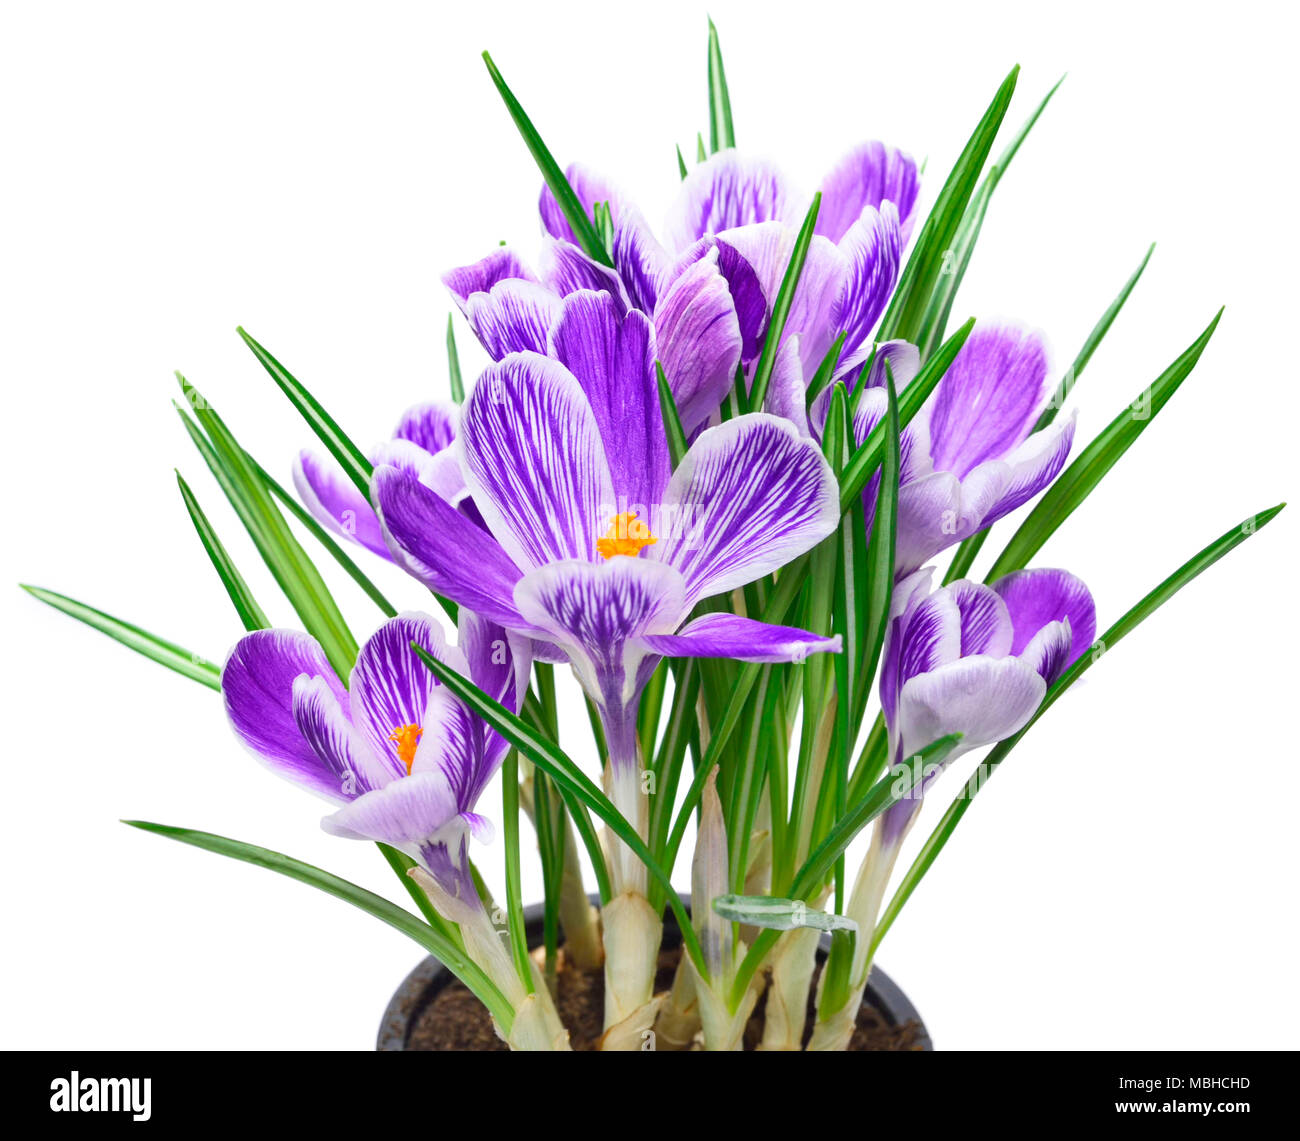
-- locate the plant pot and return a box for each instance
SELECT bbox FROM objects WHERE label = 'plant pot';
[377,897,932,1051]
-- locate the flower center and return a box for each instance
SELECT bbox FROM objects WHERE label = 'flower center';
[387,723,423,774]
[596,511,658,560]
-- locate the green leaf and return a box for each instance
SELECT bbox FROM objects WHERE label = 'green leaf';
[804,333,846,410]
[874,502,1285,953]
[446,314,465,404]
[20,585,221,689]
[943,242,1157,585]
[245,453,399,620]
[877,66,1019,347]
[655,361,689,469]
[236,327,373,501]
[857,362,901,716]
[500,749,534,993]
[706,18,735,152]
[174,386,359,680]
[481,52,612,266]
[839,318,975,510]
[986,308,1223,580]
[917,68,1065,356]
[124,820,514,1028]
[748,192,821,413]
[696,132,707,163]
[676,144,689,181]
[1036,242,1156,432]
[713,894,858,934]
[409,642,708,978]
[176,471,270,632]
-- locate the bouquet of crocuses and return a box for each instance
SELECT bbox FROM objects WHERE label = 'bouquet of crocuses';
[24,21,1283,1051]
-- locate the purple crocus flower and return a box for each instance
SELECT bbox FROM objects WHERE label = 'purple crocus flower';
[442,239,745,440]
[221,610,529,909]
[781,325,1078,576]
[293,401,468,562]
[810,563,1096,1051]
[372,291,842,882]
[877,564,1097,847]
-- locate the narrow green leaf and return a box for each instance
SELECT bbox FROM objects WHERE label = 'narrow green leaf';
[375,842,462,942]
[944,243,1157,585]
[176,471,269,632]
[987,308,1223,580]
[20,585,220,689]
[174,386,358,680]
[874,502,1285,951]
[706,18,735,152]
[409,643,707,977]
[696,132,707,163]
[804,332,847,410]
[878,66,1019,347]
[500,749,534,993]
[446,315,465,404]
[124,820,514,1028]
[245,454,399,619]
[1036,242,1157,432]
[839,318,975,510]
[676,144,689,180]
[655,361,689,469]
[858,363,901,713]
[480,52,612,266]
[748,192,821,413]
[236,327,373,501]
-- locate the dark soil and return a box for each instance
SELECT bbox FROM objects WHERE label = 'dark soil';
[405,946,925,1051]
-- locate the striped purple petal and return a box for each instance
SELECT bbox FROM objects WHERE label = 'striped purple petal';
[816,141,921,245]
[718,222,849,374]
[613,205,671,313]
[992,567,1096,683]
[653,249,743,436]
[653,413,839,606]
[459,352,616,570]
[393,401,457,454]
[951,580,1014,657]
[642,611,841,663]
[293,448,391,560]
[539,239,630,311]
[321,769,460,847]
[830,203,902,372]
[442,247,537,310]
[926,324,1050,477]
[548,290,669,512]
[666,152,802,252]
[371,463,527,627]
[221,629,354,804]
[348,612,459,779]
[464,278,563,359]
[291,674,390,796]
[678,235,769,361]
[513,558,686,708]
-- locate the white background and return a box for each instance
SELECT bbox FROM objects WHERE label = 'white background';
[2,0,1296,1050]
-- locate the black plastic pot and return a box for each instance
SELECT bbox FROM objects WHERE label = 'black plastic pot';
[378,898,932,1051]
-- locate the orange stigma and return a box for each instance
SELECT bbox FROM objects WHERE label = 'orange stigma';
[387,723,423,774]
[596,511,658,560]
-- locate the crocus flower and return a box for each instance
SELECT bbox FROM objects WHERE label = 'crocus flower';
[372,290,842,875]
[221,610,528,908]
[444,141,917,437]
[876,564,1097,846]
[293,401,469,561]
[780,325,1078,576]
[810,564,1096,1050]
[442,240,745,439]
